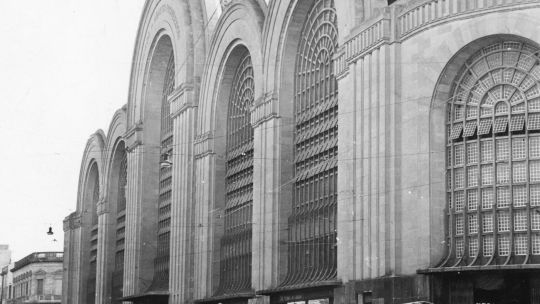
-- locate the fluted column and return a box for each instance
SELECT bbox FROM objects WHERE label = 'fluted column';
[62,212,82,304]
[250,94,283,291]
[169,83,197,304]
[95,197,110,304]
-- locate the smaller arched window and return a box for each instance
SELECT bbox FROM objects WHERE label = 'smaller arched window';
[444,40,540,267]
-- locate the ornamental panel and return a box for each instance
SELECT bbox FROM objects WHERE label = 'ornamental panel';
[443,41,540,268]
[281,0,338,287]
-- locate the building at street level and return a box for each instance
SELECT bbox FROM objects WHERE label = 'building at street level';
[62,0,540,303]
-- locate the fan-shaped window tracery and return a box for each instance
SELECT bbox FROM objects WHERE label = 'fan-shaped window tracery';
[217,50,254,295]
[444,41,540,267]
[282,0,338,286]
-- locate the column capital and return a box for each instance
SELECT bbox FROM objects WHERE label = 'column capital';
[194,132,214,159]
[63,212,82,231]
[169,82,197,118]
[125,121,143,151]
[251,92,279,127]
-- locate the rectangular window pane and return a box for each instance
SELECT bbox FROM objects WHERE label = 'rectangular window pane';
[483,214,493,232]
[510,115,525,132]
[513,161,527,183]
[468,190,478,211]
[467,143,478,164]
[534,235,540,255]
[455,145,464,166]
[481,140,494,162]
[531,161,540,182]
[498,236,510,256]
[455,191,464,212]
[531,136,540,158]
[514,210,528,231]
[469,237,479,256]
[496,139,509,161]
[469,214,478,234]
[532,185,540,206]
[483,235,494,256]
[532,211,540,230]
[497,187,510,208]
[494,117,509,133]
[482,165,494,185]
[515,234,528,255]
[497,163,510,184]
[467,166,478,187]
[513,185,527,207]
[455,168,465,188]
[512,137,526,160]
[482,188,494,209]
[478,119,492,135]
[456,215,464,235]
[498,212,510,232]
[456,238,464,257]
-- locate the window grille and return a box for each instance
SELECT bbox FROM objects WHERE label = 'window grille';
[482,214,493,233]
[469,238,478,256]
[456,238,464,258]
[282,0,338,286]
[515,234,528,255]
[217,51,254,294]
[112,151,127,301]
[446,41,540,263]
[153,52,175,287]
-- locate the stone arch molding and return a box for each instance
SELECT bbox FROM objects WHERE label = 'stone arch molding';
[424,12,540,266]
[103,107,128,212]
[128,0,206,128]
[197,0,265,135]
[76,131,106,213]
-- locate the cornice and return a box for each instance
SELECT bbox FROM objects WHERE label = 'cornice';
[169,82,197,118]
[251,92,278,127]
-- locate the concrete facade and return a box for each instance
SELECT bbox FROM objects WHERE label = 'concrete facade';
[9,252,63,304]
[63,0,540,303]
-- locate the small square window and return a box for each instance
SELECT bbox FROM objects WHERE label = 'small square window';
[482,165,494,186]
[456,238,464,257]
[513,162,527,183]
[497,163,510,184]
[467,166,479,187]
[512,137,526,159]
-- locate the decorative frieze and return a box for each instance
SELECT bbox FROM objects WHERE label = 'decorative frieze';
[251,93,278,127]
[194,132,214,158]
[397,0,540,38]
[125,122,143,151]
[169,82,196,118]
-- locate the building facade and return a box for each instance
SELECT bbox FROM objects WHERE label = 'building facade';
[62,0,540,303]
[9,252,63,304]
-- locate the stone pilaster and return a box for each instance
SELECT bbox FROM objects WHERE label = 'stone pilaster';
[62,212,82,304]
[250,94,282,290]
[168,83,197,304]
[193,133,216,300]
[95,197,110,304]
[123,123,157,298]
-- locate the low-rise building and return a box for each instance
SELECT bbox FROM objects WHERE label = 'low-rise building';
[9,252,63,304]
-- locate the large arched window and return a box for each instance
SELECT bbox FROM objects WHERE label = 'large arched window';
[444,40,540,267]
[112,147,127,303]
[217,50,254,295]
[282,0,338,286]
[153,51,175,288]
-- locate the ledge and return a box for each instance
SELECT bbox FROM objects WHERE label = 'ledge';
[257,280,342,295]
[418,264,540,274]
[194,291,256,303]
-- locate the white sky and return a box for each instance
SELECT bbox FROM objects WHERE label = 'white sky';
[0,0,146,261]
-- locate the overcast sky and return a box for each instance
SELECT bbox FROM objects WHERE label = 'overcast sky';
[0,0,146,261]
